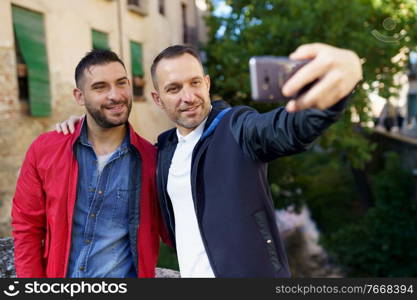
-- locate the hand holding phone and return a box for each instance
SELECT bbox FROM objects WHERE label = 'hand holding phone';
[249,56,313,103]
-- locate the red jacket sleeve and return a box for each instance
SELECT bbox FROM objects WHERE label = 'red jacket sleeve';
[12,139,47,277]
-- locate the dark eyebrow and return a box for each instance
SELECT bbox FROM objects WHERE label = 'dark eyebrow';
[116,76,129,82]
[90,81,106,88]
[164,82,181,92]
[90,76,128,88]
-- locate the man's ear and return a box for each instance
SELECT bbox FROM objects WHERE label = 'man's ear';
[204,74,211,92]
[151,91,164,110]
[73,88,85,106]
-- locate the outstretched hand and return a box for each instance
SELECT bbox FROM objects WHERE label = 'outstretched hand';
[282,43,363,112]
[55,115,82,134]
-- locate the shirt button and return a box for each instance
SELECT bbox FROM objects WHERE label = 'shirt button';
[90,213,96,218]
[266,239,272,244]
[85,240,91,244]
[79,266,85,271]
[98,190,103,195]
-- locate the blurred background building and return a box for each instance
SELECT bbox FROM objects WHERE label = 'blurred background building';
[0,0,208,236]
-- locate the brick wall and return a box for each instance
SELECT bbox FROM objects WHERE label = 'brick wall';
[0,46,84,236]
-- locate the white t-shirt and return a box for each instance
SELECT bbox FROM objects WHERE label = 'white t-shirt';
[97,151,114,173]
[166,118,215,278]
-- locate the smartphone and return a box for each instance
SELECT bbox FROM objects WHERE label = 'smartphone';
[249,56,313,102]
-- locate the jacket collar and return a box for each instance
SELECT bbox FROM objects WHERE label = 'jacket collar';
[203,100,231,132]
[70,115,86,148]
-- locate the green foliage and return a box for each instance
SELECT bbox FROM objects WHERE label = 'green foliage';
[323,152,417,276]
[157,242,179,271]
[203,1,417,276]
[205,0,417,167]
[268,149,362,235]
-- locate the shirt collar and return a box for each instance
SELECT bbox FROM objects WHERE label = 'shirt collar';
[77,120,130,154]
[176,116,208,144]
[78,121,90,147]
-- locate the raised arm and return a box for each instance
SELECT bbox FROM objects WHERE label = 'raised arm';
[232,43,362,162]
[231,100,347,162]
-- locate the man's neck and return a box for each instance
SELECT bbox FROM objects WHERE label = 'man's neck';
[86,116,127,156]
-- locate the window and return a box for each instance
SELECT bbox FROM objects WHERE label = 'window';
[128,0,140,5]
[127,0,148,15]
[130,41,145,101]
[12,5,51,117]
[181,3,188,43]
[158,0,165,15]
[92,29,109,50]
[15,37,29,102]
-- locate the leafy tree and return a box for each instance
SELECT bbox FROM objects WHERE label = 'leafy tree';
[205,0,417,167]
[202,0,417,276]
[323,152,417,276]
[268,149,363,235]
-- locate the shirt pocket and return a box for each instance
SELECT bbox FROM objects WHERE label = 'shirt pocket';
[112,188,137,228]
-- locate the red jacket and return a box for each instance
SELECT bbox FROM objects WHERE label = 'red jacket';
[12,119,168,278]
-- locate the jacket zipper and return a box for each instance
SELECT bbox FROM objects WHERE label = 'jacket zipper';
[190,138,218,277]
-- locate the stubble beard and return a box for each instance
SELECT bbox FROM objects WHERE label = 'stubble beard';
[85,100,132,129]
[174,102,210,130]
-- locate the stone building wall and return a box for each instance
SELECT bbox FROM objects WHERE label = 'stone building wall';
[0,0,208,237]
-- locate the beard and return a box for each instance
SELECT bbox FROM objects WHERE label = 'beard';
[175,117,203,130]
[174,102,211,130]
[85,99,132,129]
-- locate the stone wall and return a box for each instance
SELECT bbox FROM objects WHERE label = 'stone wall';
[0,238,15,278]
[0,0,208,236]
[0,45,21,237]
[0,68,84,237]
[0,46,18,114]
[0,238,180,278]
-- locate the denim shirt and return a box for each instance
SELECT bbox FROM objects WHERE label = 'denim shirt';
[67,122,141,278]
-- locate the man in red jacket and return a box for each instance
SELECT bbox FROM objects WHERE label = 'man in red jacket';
[12,49,167,278]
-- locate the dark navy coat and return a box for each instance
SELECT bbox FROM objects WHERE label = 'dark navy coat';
[156,99,346,277]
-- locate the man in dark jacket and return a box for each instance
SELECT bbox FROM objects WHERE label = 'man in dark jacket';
[149,43,362,278]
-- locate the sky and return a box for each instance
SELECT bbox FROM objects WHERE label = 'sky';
[212,0,232,17]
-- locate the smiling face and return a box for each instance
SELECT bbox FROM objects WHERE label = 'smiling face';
[151,53,211,136]
[74,61,132,129]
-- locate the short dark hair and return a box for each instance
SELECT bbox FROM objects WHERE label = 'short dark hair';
[75,49,125,88]
[150,44,202,90]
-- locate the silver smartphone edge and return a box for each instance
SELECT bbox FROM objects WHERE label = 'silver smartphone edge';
[249,57,259,101]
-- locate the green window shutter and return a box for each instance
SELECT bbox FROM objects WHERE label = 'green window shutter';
[12,5,51,117]
[92,30,109,50]
[130,41,144,77]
